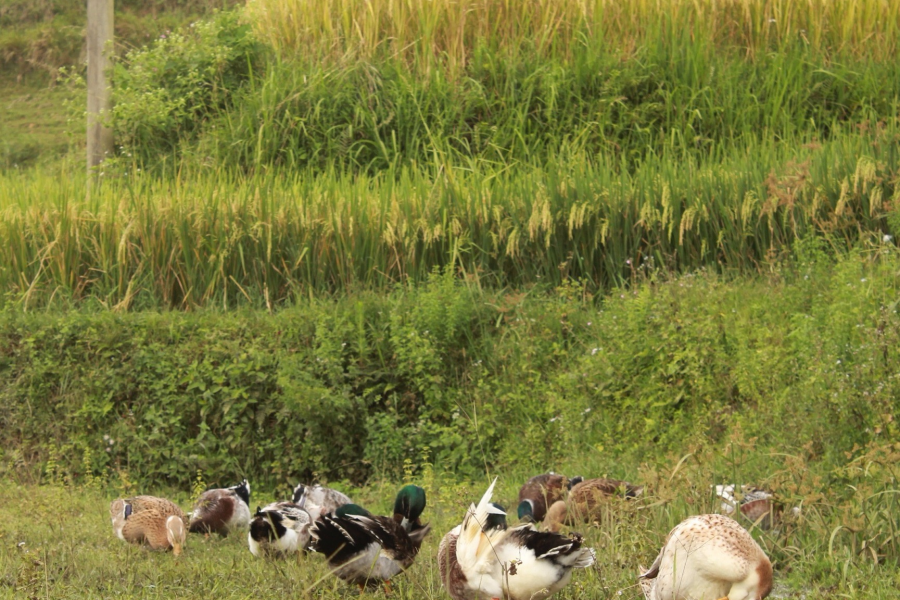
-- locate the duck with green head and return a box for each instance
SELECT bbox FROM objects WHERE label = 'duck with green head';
[517,473,571,523]
[310,484,431,590]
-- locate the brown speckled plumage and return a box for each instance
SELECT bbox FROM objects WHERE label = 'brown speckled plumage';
[544,477,642,532]
[110,496,187,553]
[639,514,773,600]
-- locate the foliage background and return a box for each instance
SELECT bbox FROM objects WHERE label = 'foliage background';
[2,249,898,491]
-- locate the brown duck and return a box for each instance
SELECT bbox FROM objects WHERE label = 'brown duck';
[110,495,187,555]
[544,477,643,532]
[188,479,251,536]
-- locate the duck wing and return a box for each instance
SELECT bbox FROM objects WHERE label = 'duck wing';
[294,484,354,521]
[311,512,381,565]
[497,527,595,599]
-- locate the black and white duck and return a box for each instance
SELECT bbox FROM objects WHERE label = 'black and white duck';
[248,501,312,557]
[445,478,596,600]
[292,482,353,522]
[310,485,430,590]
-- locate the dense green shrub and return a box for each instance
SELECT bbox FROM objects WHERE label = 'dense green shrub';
[2,253,899,490]
[112,9,262,160]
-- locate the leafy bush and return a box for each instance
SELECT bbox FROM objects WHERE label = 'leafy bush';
[112,9,262,160]
[1,252,899,491]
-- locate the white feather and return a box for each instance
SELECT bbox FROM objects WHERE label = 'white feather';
[455,479,595,600]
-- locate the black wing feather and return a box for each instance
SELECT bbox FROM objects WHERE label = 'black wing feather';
[507,527,586,561]
[311,513,378,564]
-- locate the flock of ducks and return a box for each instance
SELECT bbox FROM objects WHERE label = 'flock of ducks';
[109,473,776,600]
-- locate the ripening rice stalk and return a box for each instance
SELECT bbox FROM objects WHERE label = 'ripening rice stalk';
[246,0,900,69]
[0,120,897,308]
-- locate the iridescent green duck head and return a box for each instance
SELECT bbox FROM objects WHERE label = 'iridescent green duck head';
[393,484,427,530]
[517,499,536,522]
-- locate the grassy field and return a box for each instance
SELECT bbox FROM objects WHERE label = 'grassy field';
[2,452,899,600]
[0,73,72,169]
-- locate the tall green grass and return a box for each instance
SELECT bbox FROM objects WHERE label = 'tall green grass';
[202,43,900,172]
[107,3,900,172]
[1,119,897,308]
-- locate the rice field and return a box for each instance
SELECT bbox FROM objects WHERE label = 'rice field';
[1,0,897,308]
[1,121,897,309]
[248,0,900,67]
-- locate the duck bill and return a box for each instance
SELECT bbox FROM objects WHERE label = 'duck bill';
[172,542,183,557]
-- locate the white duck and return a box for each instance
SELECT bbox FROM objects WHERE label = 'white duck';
[639,514,773,600]
[446,478,596,600]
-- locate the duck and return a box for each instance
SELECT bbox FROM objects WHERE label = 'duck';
[292,482,353,522]
[248,501,313,557]
[715,484,781,530]
[639,513,773,600]
[517,472,571,523]
[438,502,508,600]
[109,495,187,555]
[310,485,431,590]
[450,478,596,600]
[544,477,644,532]
[188,479,251,536]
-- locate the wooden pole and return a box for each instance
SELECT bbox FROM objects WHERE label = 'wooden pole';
[87,0,114,174]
